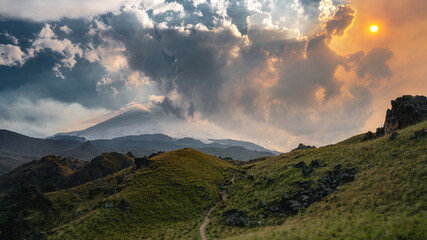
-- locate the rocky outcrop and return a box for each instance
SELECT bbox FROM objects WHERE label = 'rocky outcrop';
[375,127,385,137]
[292,143,316,151]
[62,152,134,188]
[361,131,377,142]
[262,164,358,218]
[222,209,250,227]
[384,95,427,134]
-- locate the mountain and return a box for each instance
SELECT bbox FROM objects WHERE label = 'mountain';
[61,152,135,188]
[55,140,101,161]
[0,149,234,239]
[0,95,425,240]
[0,155,86,194]
[55,108,219,140]
[1,121,425,239]
[47,135,87,143]
[55,108,280,153]
[90,134,276,161]
[0,152,135,195]
[0,130,81,173]
[0,131,276,174]
[209,138,281,155]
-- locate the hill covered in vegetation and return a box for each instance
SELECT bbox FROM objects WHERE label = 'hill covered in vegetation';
[205,120,426,239]
[0,149,235,239]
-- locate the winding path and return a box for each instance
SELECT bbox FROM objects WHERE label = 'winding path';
[200,175,235,240]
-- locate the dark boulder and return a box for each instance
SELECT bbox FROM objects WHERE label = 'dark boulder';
[118,198,131,213]
[389,132,398,140]
[310,159,321,168]
[410,129,426,140]
[302,166,314,176]
[361,131,377,142]
[375,127,385,137]
[384,95,427,134]
[293,161,306,168]
[222,209,250,227]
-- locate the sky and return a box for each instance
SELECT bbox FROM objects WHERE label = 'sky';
[0,0,426,151]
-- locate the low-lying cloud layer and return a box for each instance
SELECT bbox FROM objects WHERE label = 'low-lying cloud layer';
[0,0,401,151]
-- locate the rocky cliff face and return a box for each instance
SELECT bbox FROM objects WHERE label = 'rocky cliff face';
[384,95,427,134]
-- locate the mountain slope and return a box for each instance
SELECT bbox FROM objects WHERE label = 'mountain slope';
[56,108,220,140]
[0,149,235,240]
[61,152,135,188]
[0,155,86,193]
[209,139,279,154]
[205,120,427,239]
[0,130,81,173]
[0,131,275,174]
[55,141,101,161]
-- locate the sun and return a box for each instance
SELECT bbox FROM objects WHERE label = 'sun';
[370,25,379,33]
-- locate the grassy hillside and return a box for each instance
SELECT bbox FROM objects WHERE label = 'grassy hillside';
[24,148,235,239]
[0,155,85,193]
[205,120,427,240]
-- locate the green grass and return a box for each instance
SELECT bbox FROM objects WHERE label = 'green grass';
[206,121,427,240]
[25,148,235,239]
[10,122,427,240]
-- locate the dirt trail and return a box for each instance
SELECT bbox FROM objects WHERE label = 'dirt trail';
[200,175,235,240]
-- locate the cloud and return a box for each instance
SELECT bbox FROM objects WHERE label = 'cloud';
[0,44,29,66]
[152,97,186,119]
[33,24,83,68]
[141,0,185,15]
[0,1,398,151]
[32,24,83,78]
[0,32,19,44]
[0,96,110,137]
[0,0,125,21]
[64,3,392,150]
[60,25,73,34]
[349,47,393,80]
[0,24,83,77]
[324,4,356,36]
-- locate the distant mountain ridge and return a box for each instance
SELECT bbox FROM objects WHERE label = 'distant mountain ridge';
[54,108,218,140]
[0,131,278,174]
[208,139,281,155]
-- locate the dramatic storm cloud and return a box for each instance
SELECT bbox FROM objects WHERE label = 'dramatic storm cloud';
[1,0,424,151]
